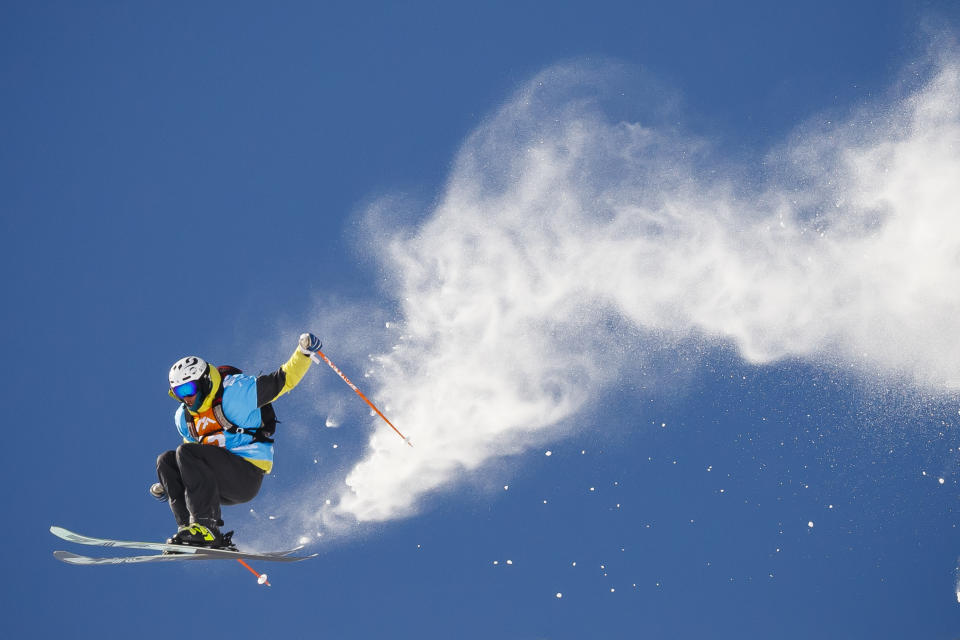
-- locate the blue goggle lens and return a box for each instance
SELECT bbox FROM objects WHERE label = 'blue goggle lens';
[173,380,199,398]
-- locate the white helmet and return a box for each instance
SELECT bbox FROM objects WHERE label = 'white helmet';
[169,356,213,409]
[169,356,208,387]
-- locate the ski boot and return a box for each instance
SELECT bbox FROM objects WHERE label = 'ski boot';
[166,520,237,551]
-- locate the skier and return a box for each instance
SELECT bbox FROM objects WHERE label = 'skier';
[150,332,323,549]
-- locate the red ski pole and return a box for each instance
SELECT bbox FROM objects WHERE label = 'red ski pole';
[309,350,412,447]
[236,558,270,586]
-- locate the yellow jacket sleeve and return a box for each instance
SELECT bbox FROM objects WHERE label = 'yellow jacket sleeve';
[255,349,312,406]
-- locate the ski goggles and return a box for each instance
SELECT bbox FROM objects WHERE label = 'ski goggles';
[172,380,200,399]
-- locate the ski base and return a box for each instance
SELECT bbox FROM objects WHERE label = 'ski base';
[55,550,215,565]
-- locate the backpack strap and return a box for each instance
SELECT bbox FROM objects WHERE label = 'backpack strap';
[210,403,276,444]
[183,366,276,444]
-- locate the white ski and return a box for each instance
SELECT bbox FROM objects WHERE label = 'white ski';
[55,550,220,565]
[51,525,316,563]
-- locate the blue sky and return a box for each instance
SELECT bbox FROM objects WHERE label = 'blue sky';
[4,2,960,638]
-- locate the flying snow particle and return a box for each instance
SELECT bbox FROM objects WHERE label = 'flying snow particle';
[325,417,339,428]
[257,573,268,585]
[940,478,946,485]
[556,593,563,599]
[507,560,513,565]
[808,521,815,528]
[332,444,339,449]
[504,485,509,491]
[545,450,553,456]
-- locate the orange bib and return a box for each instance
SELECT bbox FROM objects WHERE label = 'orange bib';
[189,407,226,447]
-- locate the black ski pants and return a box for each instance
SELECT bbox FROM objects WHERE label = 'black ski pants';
[156,443,265,527]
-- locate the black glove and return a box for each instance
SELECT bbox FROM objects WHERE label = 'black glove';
[298,332,322,355]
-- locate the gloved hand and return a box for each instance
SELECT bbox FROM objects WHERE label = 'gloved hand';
[298,332,322,355]
[149,482,167,502]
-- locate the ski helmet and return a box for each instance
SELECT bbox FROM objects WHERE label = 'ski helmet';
[169,356,212,410]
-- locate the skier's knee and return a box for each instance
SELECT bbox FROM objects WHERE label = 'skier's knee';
[175,442,202,464]
[157,449,177,471]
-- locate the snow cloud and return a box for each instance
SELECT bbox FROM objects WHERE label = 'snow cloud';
[315,47,960,529]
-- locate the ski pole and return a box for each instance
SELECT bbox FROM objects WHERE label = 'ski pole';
[309,349,413,447]
[236,558,270,586]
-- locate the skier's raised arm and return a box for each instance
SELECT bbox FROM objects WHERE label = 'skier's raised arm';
[254,333,322,407]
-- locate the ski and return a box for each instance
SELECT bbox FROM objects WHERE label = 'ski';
[55,550,214,565]
[50,525,316,562]
[53,549,310,565]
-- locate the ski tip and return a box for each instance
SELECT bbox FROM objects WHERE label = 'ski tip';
[53,550,84,564]
[50,525,70,537]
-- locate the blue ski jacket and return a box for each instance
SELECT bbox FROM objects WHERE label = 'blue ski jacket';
[174,348,312,473]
